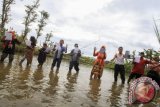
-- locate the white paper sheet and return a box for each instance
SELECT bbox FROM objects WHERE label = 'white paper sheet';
[5,32,12,40]
[45,47,52,53]
[134,57,140,63]
[25,40,31,46]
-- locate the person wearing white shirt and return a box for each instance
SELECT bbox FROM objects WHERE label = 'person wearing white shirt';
[51,39,67,72]
[111,47,125,84]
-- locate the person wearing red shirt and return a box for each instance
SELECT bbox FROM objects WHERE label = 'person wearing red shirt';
[127,52,151,83]
[90,46,106,79]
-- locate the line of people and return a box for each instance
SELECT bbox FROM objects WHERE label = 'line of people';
[0,31,160,86]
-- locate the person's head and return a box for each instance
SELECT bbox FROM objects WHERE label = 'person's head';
[29,36,36,46]
[140,52,145,58]
[43,43,47,48]
[59,39,64,46]
[118,46,123,54]
[30,36,36,42]
[74,43,78,48]
[99,45,106,53]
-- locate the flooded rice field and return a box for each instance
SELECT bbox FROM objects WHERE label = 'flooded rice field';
[0,55,159,107]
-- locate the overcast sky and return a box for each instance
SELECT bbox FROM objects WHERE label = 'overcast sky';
[1,0,160,59]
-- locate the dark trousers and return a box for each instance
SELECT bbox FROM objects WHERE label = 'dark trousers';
[1,53,14,62]
[147,70,160,86]
[69,61,79,72]
[52,58,62,68]
[127,73,142,83]
[114,64,125,83]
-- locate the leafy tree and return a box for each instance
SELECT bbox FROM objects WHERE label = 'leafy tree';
[36,10,49,40]
[0,0,15,35]
[22,0,40,40]
[45,31,53,45]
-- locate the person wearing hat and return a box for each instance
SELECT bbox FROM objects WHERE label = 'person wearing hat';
[127,52,151,83]
[90,45,107,79]
[68,43,81,73]
[111,46,125,84]
[37,43,49,67]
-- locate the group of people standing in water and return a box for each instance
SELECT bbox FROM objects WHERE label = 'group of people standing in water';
[0,30,160,87]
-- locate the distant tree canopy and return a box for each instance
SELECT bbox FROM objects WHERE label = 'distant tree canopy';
[45,31,53,45]
[36,10,49,40]
[22,0,40,40]
[0,0,15,34]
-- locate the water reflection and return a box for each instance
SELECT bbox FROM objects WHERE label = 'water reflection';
[87,79,101,102]
[62,72,79,102]
[33,67,44,84]
[108,82,124,107]
[0,63,12,82]
[65,72,78,92]
[17,66,31,90]
[43,71,59,96]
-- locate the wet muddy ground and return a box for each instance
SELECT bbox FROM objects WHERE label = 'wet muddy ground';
[0,55,159,107]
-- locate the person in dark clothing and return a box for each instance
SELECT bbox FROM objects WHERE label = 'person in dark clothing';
[1,31,21,62]
[69,43,81,73]
[51,39,67,72]
[37,43,49,67]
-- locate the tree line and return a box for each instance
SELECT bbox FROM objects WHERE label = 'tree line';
[0,0,53,44]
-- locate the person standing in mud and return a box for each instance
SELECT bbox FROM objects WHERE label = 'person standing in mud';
[90,46,106,79]
[1,31,21,63]
[127,52,151,83]
[19,36,36,66]
[69,43,81,73]
[37,43,49,67]
[111,47,125,84]
[51,39,67,72]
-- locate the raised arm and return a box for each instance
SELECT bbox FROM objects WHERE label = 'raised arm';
[104,53,107,60]
[65,44,68,53]
[93,47,98,56]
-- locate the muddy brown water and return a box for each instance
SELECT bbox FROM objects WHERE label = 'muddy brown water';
[0,55,159,107]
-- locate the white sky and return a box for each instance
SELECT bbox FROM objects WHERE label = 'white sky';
[1,0,160,59]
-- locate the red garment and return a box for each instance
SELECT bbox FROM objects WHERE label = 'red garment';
[136,86,155,103]
[93,52,106,67]
[132,57,150,75]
